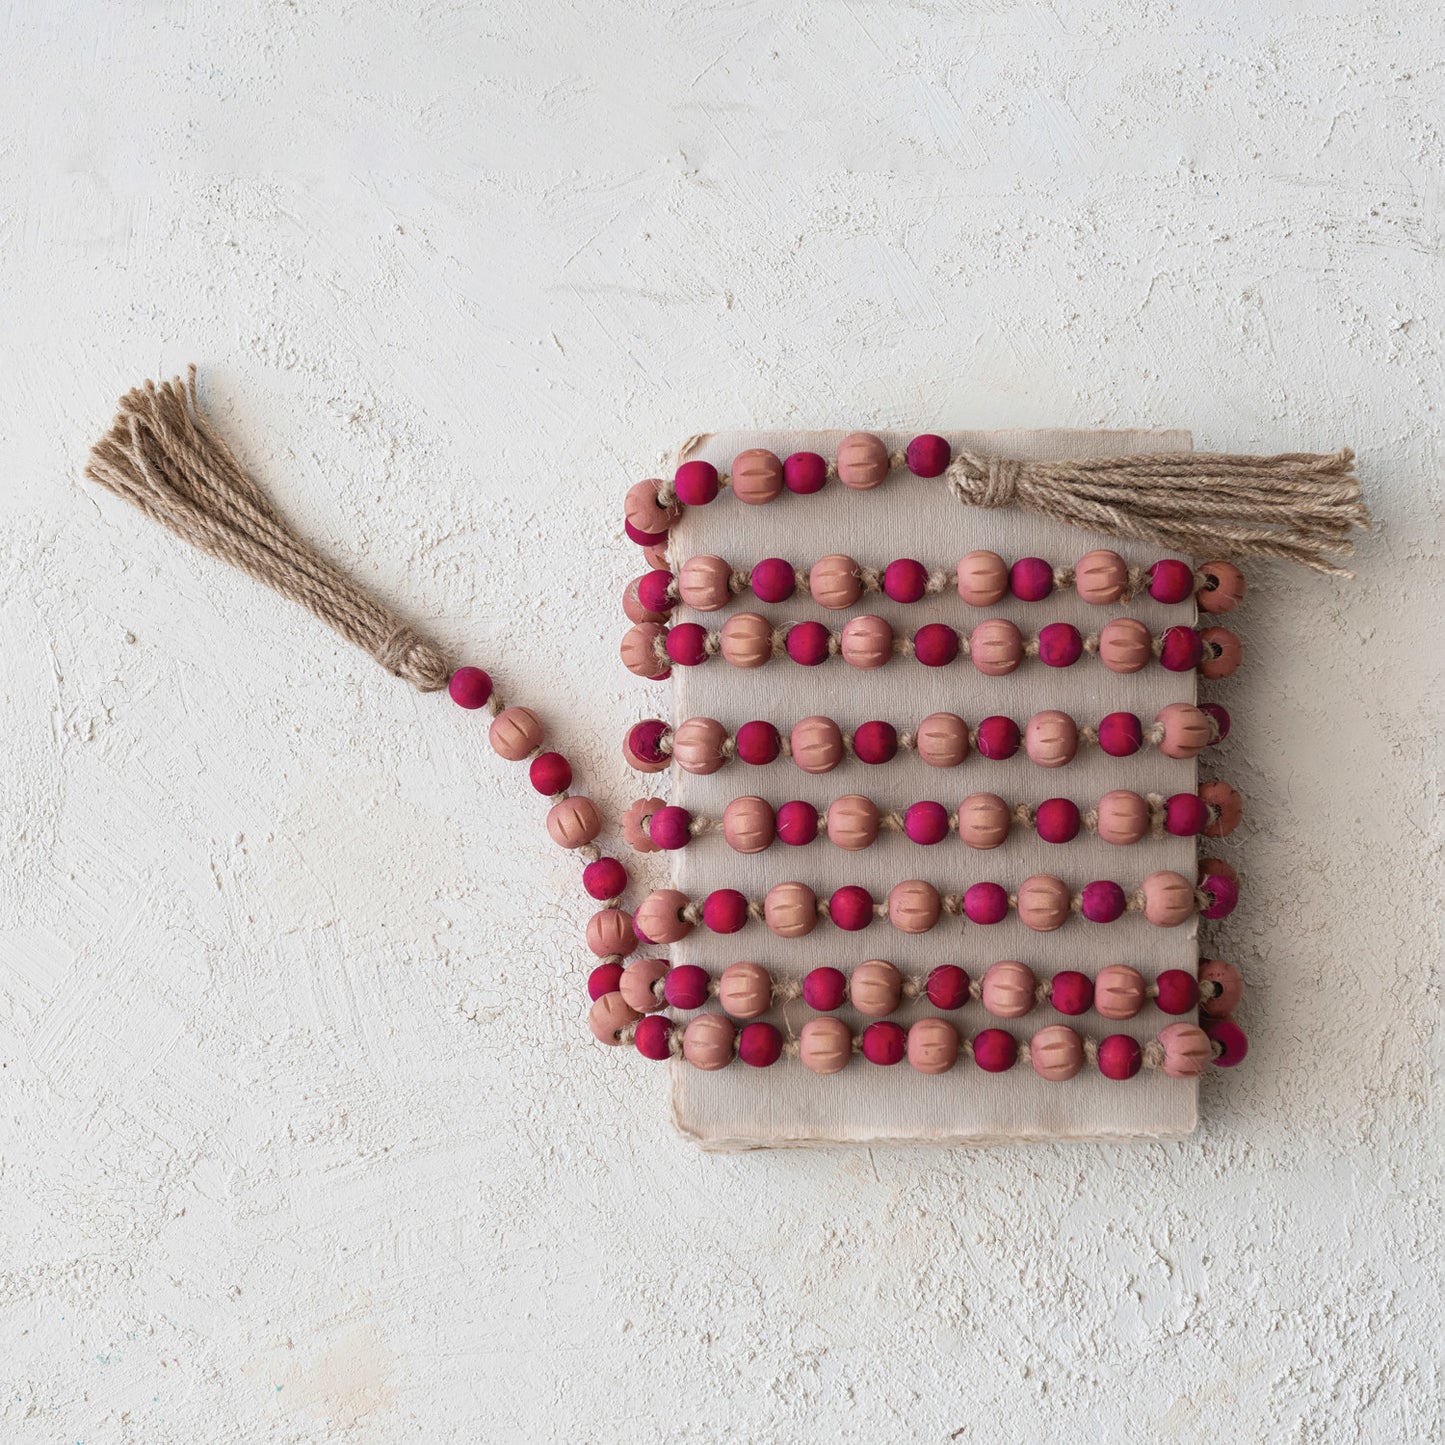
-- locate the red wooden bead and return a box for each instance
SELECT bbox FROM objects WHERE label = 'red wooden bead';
[1148,558,1194,603]
[448,666,493,709]
[666,622,708,666]
[1159,625,1204,672]
[776,800,819,846]
[703,889,749,933]
[674,459,719,505]
[633,1015,673,1060]
[803,966,847,1011]
[1038,621,1083,668]
[1034,797,1081,844]
[623,576,666,625]
[883,558,929,602]
[1200,702,1231,742]
[1010,557,1054,601]
[975,715,1021,760]
[624,518,669,547]
[905,433,951,477]
[926,964,970,1010]
[663,964,710,1010]
[648,805,693,850]
[529,751,573,796]
[583,857,628,901]
[1198,873,1239,919]
[1155,969,1200,1015]
[853,720,898,765]
[963,881,1008,925]
[751,557,796,603]
[972,1028,1017,1073]
[784,451,828,493]
[637,570,674,615]
[861,1020,906,1065]
[913,622,959,667]
[1080,879,1126,923]
[735,720,781,765]
[904,801,950,845]
[786,620,831,666]
[1164,792,1208,836]
[1097,711,1143,757]
[1098,1034,1142,1080]
[738,1021,783,1067]
[624,719,670,772]
[1205,1016,1249,1066]
[1050,970,1093,1015]
[587,962,624,1001]
[829,885,875,931]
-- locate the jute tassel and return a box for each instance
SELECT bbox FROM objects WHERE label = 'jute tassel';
[85,368,453,690]
[946,448,1368,576]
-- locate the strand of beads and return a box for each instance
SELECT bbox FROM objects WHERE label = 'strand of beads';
[625,703,1229,778]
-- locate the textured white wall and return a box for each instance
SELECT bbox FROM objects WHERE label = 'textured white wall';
[1,2,1441,1441]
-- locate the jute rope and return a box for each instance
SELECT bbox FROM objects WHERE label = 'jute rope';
[84,368,453,691]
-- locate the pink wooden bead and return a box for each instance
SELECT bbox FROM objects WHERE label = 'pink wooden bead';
[917,712,969,768]
[489,705,543,761]
[623,577,665,625]
[731,448,784,505]
[956,550,1009,606]
[958,792,1011,849]
[975,715,1020,760]
[905,434,952,478]
[664,964,710,1010]
[1096,964,1146,1020]
[633,889,691,945]
[670,716,728,775]
[827,794,880,851]
[546,796,601,849]
[622,797,663,854]
[803,966,847,1011]
[1010,556,1054,601]
[1155,702,1211,760]
[1199,780,1242,838]
[642,542,670,571]
[883,558,929,603]
[633,1015,673,1061]
[1035,798,1081,844]
[800,1016,853,1074]
[1142,870,1195,927]
[1158,1022,1213,1078]
[1204,1016,1249,1066]
[648,805,692,850]
[738,1021,783,1067]
[624,480,678,538]
[589,992,640,1045]
[1024,708,1078,769]
[624,719,670,774]
[1016,874,1070,932]
[888,879,941,934]
[1200,959,1244,1018]
[448,666,493,709]
[1096,790,1150,846]
[927,964,970,1009]
[586,908,636,959]
[1030,1025,1084,1081]
[704,889,749,933]
[852,720,898,764]
[682,1013,735,1070]
[750,557,796,603]
[619,958,669,1014]
[677,554,734,611]
[765,882,818,938]
[908,1017,960,1074]
[720,612,773,668]
[809,554,863,609]
[583,857,628,901]
[674,460,719,506]
[963,881,1009,925]
[836,431,890,489]
[722,796,775,854]
[849,959,903,1017]
[1198,560,1246,614]
[981,960,1037,1019]
[791,716,845,774]
[828,885,875,931]
[904,800,949,846]
[861,1020,906,1065]
[1098,618,1152,674]
[972,1028,1017,1073]
[1098,1033,1142,1080]
[1050,970,1092,1015]
[717,961,773,1020]
[1199,626,1242,679]
[970,618,1024,676]
[1148,559,1195,604]
[1154,968,1199,1015]
[588,961,623,1001]
[620,623,669,679]
[841,615,894,669]
[1074,549,1128,605]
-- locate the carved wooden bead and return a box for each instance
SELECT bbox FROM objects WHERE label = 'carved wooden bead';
[1200,958,1244,1017]
[622,797,663,853]
[620,622,668,679]
[1016,874,1071,932]
[1024,709,1078,768]
[808,554,862,610]
[765,881,818,938]
[1199,780,1243,838]
[546,795,601,849]
[850,960,903,1017]
[981,960,1037,1019]
[970,618,1024,676]
[722,796,775,854]
[619,958,670,1014]
[958,792,1011,849]
[1096,790,1150,846]
[720,612,773,668]
[827,794,880,851]
[841,615,893,669]
[1158,1022,1213,1078]
[586,908,636,959]
[1074,549,1128,604]
[589,992,639,1045]
[730,448,784,505]
[791,716,845,774]
[1198,560,1246,613]
[888,880,941,934]
[1142,870,1195,927]
[916,712,969,768]
[683,1013,736,1070]
[1098,617,1152,674]
[717,961,773,1019]
[956,550,1009,606]
[624,479,678,538]
[908,1017,960,1075]
[678,554,734,611]
[1095,964,1146,1020]
[1030,1024,1085,1081]
[1199,626,1242,679]
[489,705,543,761]
[800,1016,853,1074]
[633,889,692,945]
[642,543,670,571]
[836,431,890,489]
[1155,702,1212,760]
[671,716,728,775]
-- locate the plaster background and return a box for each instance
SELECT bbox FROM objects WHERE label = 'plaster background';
[0,2,1440,1441]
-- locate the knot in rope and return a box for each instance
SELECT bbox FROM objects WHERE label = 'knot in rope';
[948,451,1024,509]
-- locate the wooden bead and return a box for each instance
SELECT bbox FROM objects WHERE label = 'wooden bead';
[1199,626,1242,679]
[836,431,890,489]
[827,794,880,851]
[717,961,773,1020]
[916,712,969,768]
[730,448,784,505]
[1098,618,1152,674]
[1030,1024,1085,1081]
[765,881,818,938]
[671,716,728,775]
[1096,789,1150,846]
[589,992,639,1045]
[683,1013,736,1070]
[546,795,601,849]
[808,554,863,609]
[586,908,636,958]
[907,1017,959,1074]
[720,612,773,668]
[620,622,668,679]
[1141,870,1195,926]
[1074,549,1128,605]
[981,960,1037,1019]
[677,554,734,611]
[619,958,670,1014]
[1095,964,1146,1020]
[888,879,940,934]
[622,797,663,853]
[958,792,1011,849]
[1200,958,1244,1017]
[791,716,844,774]
[624,479,677,537]
[1155,702,1211,760]
[623,576,667,625]
[633,889,692,945]
[722,796,775,854]
[1199,780,1242,838]
[850,959,903,1017]
[800,1016,853,1074]
[1198,560,1246,613]
[1024,709,1078,768]
[642,542,670,571]
[956,550,1008,606]
[1158,1022,1213,1078]
[489,705,543,761]
[969,618,1024,676]
[1016,874,1070,932]
[841,615,893,669]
